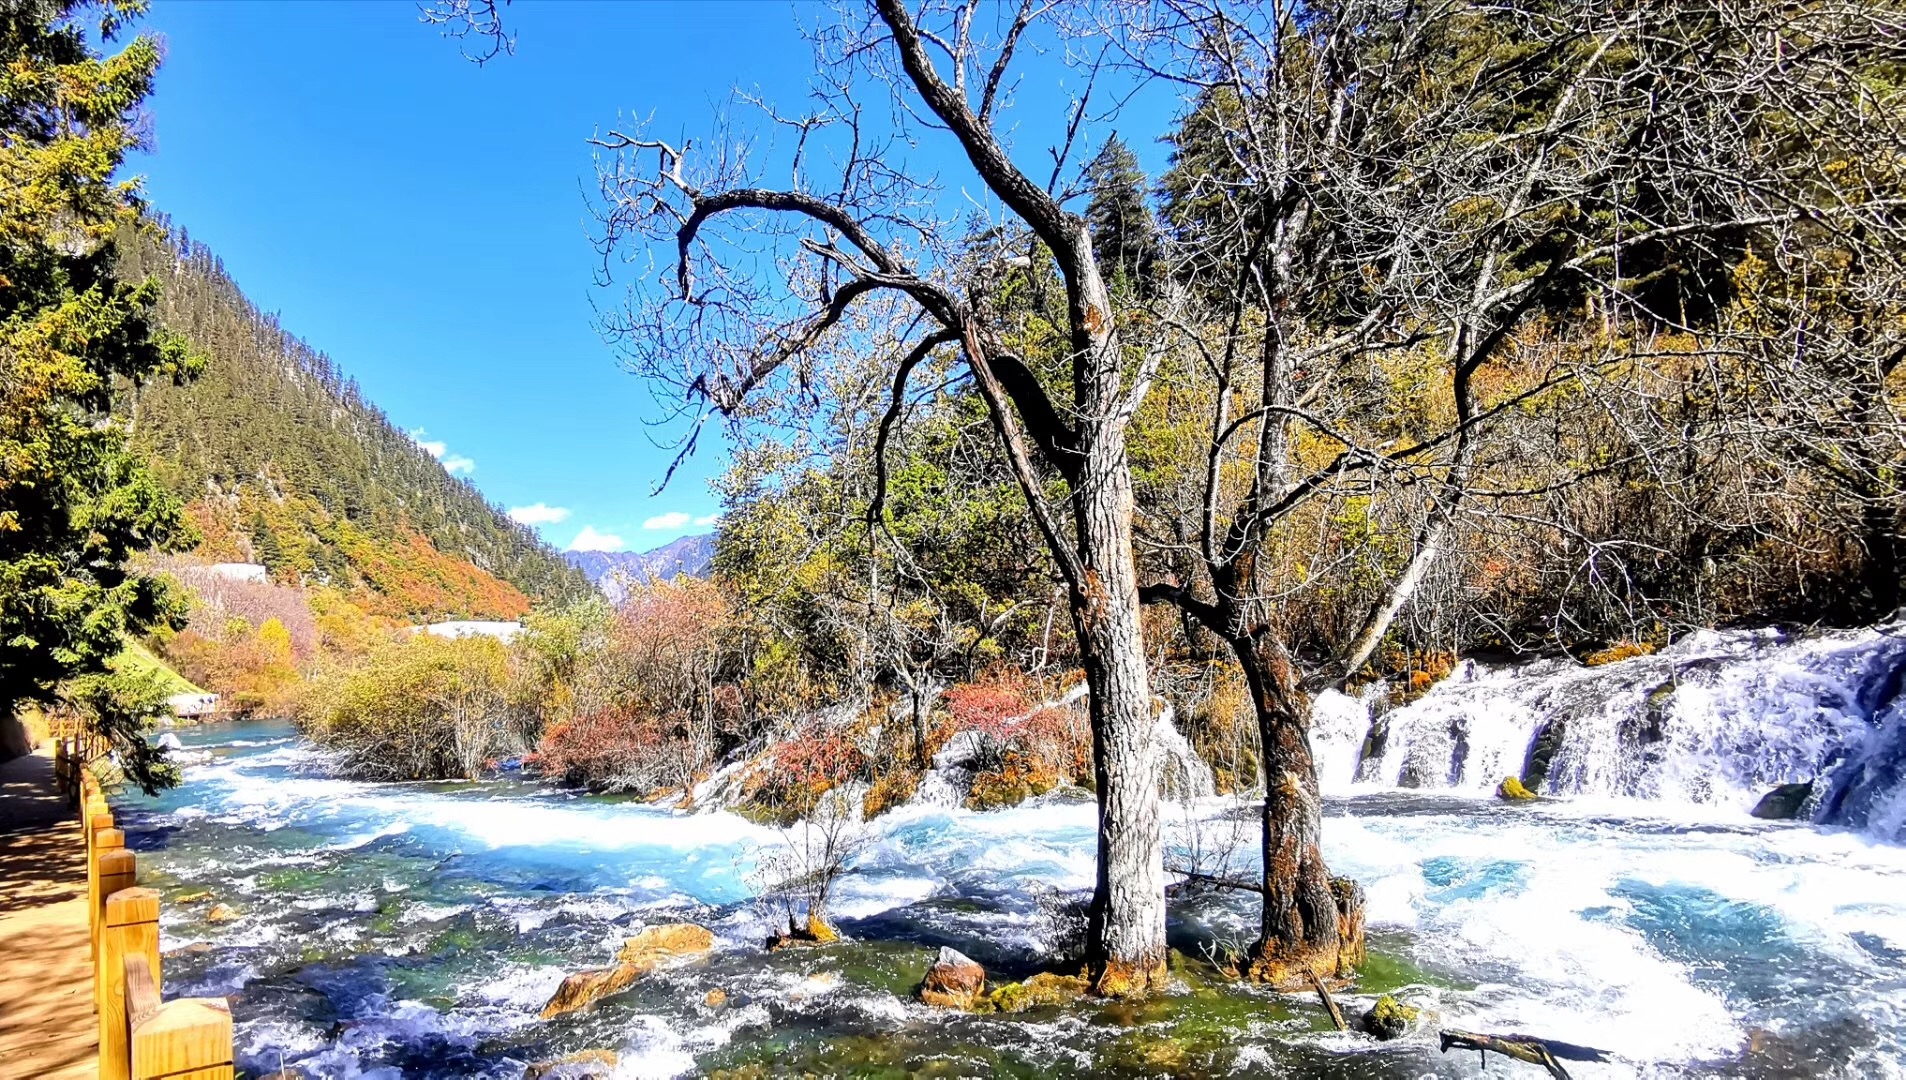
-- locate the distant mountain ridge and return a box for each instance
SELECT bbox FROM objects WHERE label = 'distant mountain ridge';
[567,534,714,601]
[118,219,592,619]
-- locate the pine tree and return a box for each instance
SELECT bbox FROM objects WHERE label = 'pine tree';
[0,0,202,788]
[1082,136,1160,293]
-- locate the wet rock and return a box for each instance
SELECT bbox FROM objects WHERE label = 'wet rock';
[542,923,716,1019]
[983,972,1089,1013]
[206,903,240,923]
[1361,993,1419,1040]
[703,988,728,1009]
[524,1048,618,1078]
[1520,717,1567,793]
[174,889,212,905]
[539,965,645,1020]
[765,912,839,950]
[164,942,215,959]
[1751,780,1814,820]
[615,922,715,968]
[1496,776,1537,801]
[916,946,986,1009]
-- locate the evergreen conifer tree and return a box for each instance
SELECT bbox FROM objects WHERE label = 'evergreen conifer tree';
[0,0,202,787]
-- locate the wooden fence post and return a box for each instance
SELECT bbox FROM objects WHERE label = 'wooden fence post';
[94,845,136,1013]
[101,888,161,1080]
[89,824,123,957]
[132,996,235,1080]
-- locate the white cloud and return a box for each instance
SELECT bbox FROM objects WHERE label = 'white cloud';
[642,511,693,531]
[692,513,723,527]
[508,503,571,526]
[442,454,477,476]
[408,429,448,460]
[567,525,626,552]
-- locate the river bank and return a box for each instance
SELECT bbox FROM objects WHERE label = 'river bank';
[110,719,1906,1078]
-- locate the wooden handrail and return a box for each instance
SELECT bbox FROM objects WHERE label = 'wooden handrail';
[88,787,236,1080]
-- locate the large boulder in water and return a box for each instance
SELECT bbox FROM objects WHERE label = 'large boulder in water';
[539,965,645,1020]
[541,922,715,1019]
[1750,781,1813,820]
[916,946,986,1009]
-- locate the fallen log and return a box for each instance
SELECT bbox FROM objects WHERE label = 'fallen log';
[1439,1029,1612,1079]
[1163,864,1265,894]
[1305,966,1347,1032]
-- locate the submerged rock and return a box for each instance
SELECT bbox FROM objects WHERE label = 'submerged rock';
[542,922,715,1019]
[1361,993,1419,1040]
[984,972,1089,1013]
[174,889,212,905]
[1496,776,1537,801]
[616,922,715,967]
[1751,780,1814,820]
[524,1049,618,1079]
[206,903,240,923]
[916,946,986,1009]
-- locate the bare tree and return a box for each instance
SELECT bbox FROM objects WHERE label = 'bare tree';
[589,0,1174,995]
[752,787,867,944]
[1117,0,1906,983]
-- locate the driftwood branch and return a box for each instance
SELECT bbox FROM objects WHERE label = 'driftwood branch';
[1164,864,1264,894]
[1306,966,1347,1031]
[1439,1029,1612,1079]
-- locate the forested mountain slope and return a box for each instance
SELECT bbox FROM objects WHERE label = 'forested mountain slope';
[117,220,589,619]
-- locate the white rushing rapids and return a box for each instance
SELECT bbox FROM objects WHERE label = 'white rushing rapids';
[1310,624,1906,839]
[130,621,1906,1077]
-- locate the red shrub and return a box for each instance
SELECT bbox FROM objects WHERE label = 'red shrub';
[535,705,698,794]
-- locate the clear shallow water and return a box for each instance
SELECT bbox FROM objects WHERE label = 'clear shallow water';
[120,721,1906,1078]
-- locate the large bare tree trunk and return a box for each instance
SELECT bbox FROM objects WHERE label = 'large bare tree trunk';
[1072,434,1168,997]
[1197,555,1364,986]
[1233,632,1364,984]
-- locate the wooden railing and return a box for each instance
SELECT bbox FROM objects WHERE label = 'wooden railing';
[68,762,236,1080]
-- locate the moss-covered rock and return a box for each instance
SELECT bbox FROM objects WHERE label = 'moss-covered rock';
[966,749,1059,810]
[983,972,1089,1013]
[1496,775,1537,801]
[1582,640,1655,666]
[1360,993,1419,1040]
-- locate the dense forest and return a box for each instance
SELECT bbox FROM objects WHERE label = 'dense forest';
[115,220,590,619]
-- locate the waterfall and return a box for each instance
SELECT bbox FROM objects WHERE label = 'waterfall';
[1314,625,1906,840]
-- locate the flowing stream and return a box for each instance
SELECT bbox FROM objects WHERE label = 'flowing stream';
[118,628,1906,1078]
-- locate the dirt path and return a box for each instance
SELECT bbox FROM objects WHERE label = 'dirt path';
[0,746,97,1079]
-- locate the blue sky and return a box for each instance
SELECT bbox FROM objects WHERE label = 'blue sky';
[127,1,1179,554]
